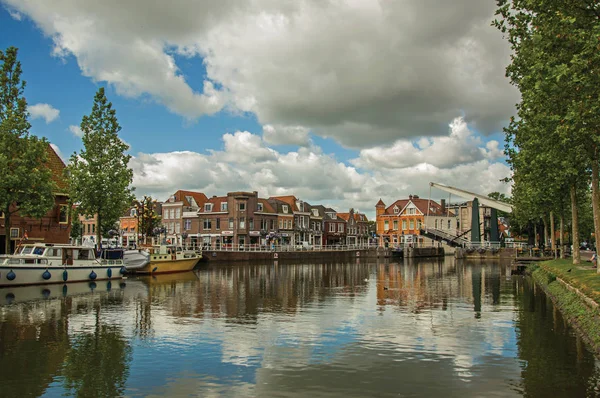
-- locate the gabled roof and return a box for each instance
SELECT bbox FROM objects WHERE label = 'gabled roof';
[267,198,294,216]
[169,190,208,208]
[375,198,385,207]
[46,144,68,192]
[203,195,227,208]
[384,198,452,217]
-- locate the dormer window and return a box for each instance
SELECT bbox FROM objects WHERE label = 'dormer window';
[257,203,263,212]
[393,205,399,214]
[282,205,288,213]
[130,209,137,217]
[221,202,228,211]
[312,209,319,216]
[205,203,213,212]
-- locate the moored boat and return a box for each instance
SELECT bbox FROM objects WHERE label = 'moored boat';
[126,244,201,274]
[0,244,126,287]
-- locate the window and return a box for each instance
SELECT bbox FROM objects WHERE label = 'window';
[92,224,96,234]
[175,223,181,234]
[229,218,234,229]
[418,220,422,229]
[384,220,389,230]
[249,218,254,230]
[435,219,438,229]
[261,219,268,230]
[448,220,451,229]
[239,202,246,211]
[87,224,91,234]
[203,219,212,230]
[338,224,344,232]
[271,220,276,230]
[205,203,213,212]
[402,220,407,230]
[59,205,68,224]
[409,220,414,230]
[10,228,19,238]
[329,223,335,232]
[184,219,192,230]
[257,203,263,212]
[393,220,398,230]
[216,218,221,230]
[221,202,228,211]
[279,219,283,229]
[175,208,181,219]
[312,209,319,216]
[239,217,245,229]
[130,208,137,217]
[393,206,399,214]
[282,205,288,213]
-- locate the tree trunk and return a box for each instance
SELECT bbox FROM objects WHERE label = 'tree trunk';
[4,205,10,255]
[96,213,102,250]
[571,184,581,265]
[560,214,565,259]
[542,216,548,252]
[550,211,556,259]
[591,145,600,273]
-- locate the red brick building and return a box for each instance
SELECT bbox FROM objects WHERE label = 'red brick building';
[0,144,70,254]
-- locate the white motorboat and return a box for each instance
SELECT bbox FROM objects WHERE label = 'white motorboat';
[122,249,151,271]
[0,243,126,287]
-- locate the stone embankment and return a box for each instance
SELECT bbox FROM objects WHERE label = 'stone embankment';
[528,260,600,357]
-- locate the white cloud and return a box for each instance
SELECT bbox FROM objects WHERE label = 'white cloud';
[6,0,518,146]
[6,8,22,20]
[29,103,60,123]
[262,124,310,146]
[69,125,83,137]
[130,129,511,218]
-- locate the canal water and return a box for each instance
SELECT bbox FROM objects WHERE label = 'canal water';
[1,258,599,397]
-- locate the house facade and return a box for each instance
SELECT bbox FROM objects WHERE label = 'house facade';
[0,144,70,254]
[376,195,456,247]
[162,190,208,246]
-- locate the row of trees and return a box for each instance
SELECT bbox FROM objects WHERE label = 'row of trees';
[0,46,139,253]
[494,0,600,267]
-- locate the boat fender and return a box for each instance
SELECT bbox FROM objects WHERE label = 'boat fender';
[107,268,112,278]
[89,270,97,280]
[7,270,16,281]
[152,266,158,273]
[107,281,112,291]
[63,270,68,282]
[120,266,127,275]
[42,288,51,298]
[42,270,52,280]
[89,281,97,290]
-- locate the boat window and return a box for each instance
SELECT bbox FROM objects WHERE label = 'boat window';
[78,250,91,260]
[21,247,33,255]
[33,247,45,255]
[49,248,62,257]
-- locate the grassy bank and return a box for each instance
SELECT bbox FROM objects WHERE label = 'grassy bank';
[528,260,600,356]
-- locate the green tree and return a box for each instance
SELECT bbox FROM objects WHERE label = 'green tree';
[134,196,161,245]
[70,215,83,243]
[67,87,134,248]
[494,0,600,264]
[0,47,55,254]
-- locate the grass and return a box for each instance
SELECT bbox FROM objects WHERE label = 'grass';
[537,259,600,305]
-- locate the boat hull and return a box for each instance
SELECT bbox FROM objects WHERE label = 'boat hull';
[131,258,200,274]
[0,265,124,288]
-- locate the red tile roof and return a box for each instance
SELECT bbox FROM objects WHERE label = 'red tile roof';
[171,190,208,207]
[384,198,452,217]
[269,195,299,211]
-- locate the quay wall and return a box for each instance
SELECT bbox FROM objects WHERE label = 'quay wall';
[529,263,600,357]
[202,246,447,263]
[455,247,517,259]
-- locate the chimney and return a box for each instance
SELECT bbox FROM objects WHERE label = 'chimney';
[441,199,446,215]
[409,194,413,200]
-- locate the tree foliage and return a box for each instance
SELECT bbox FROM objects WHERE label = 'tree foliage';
[133,195,161,245]
[0,47,55,254]
[494,0,600,264]
[67,87,134,247]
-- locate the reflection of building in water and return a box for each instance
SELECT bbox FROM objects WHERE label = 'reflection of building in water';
[376,259,509,315]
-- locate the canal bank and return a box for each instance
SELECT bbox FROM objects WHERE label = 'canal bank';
[528,260,600,357]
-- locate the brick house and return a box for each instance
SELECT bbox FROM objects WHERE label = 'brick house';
[376,195,456,247]
[162,190,208,246]
[323,207,346,246]
[0,144,70,254]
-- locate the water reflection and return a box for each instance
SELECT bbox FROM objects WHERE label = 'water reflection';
[1,259,599,397]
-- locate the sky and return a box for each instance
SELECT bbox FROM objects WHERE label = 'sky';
[0,0,518,219]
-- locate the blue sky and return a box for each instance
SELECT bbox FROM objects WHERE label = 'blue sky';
[0,1,516,218]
